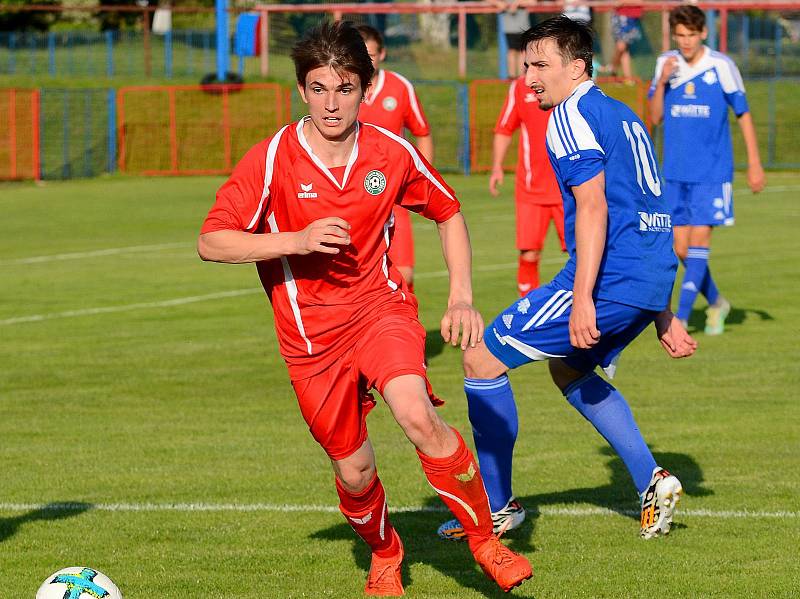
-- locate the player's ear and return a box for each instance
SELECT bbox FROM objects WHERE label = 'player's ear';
[572,58,587,80]
[700,27,708,41]
[379,48,387,62]
[297,82,309,104]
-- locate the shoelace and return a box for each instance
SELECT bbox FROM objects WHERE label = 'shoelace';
[483,536,515,567]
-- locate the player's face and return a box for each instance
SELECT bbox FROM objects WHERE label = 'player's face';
[672,24,707,64]
[298,65,363,143]
[523,38,583,110]
[364,39,386,76]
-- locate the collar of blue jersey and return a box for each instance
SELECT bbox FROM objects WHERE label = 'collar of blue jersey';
[295,116,361,191]
[566,79,595,102]
[669,46,712,89]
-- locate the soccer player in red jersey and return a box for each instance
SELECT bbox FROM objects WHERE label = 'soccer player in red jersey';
[356,24,433,291]
[198,21,531,596]
[490,75,566,296]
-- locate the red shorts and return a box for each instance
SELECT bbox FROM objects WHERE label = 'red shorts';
[516,202,566,252]
[388,205,414,269]
[291,313,437,461]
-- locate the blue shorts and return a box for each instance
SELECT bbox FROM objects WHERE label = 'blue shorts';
[666,180,734,227]
[611,15,643,45]
[484,282,658,377]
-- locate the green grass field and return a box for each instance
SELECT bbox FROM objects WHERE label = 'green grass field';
[1,172,799,597]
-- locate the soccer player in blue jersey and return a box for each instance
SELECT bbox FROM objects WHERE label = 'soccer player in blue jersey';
[436,16,697,542]
[649,5,765,335]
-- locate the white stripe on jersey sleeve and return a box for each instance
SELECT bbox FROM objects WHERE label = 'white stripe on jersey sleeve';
[499,79,518,129]
[266,212,312,355]
[393,71,427,131]
[545,116,568,158]
[364,123,455,201]
[710,51,746,94]
[560,83,604,155]
[246,124,290,231]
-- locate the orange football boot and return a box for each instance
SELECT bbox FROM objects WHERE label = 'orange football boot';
[364,531,404,596]
[472,535,532,593]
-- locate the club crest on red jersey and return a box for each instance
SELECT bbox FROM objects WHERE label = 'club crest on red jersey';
[364,170,387,195]
[382,96,398,111]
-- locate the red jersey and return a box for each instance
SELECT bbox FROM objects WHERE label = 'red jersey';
[616,5,643,18]
[359,69,431,137]
[201,119,460,379]
[494,77,562,206]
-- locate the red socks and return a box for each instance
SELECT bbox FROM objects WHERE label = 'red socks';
[336,473,400,558]
[517,256,540,297]
[417,428,493,552]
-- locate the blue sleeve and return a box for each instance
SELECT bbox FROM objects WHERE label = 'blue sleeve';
[725,91,749,117]
[555,151,604,188]
[545,94,606,188]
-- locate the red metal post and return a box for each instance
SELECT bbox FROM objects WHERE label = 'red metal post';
[169,88,178,172]
[719,8,728,52]
[32,89,40,181]
[222,88,232,170]
[143,7,152,77]
[117,90,126,172]
[458,9,467,78]
[662,9,670,53]
[259,9,269,77]
[9,89,17,180]
[333,9,342,21]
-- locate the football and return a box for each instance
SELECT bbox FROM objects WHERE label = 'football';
[36,567,122,599]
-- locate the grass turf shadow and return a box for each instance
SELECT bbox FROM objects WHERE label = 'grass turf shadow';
[0,501,92,543]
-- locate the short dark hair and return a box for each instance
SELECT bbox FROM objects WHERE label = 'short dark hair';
[669,5,706,32]
[356,23,384,53]
[291,21,374,92]
[520,15,594,77]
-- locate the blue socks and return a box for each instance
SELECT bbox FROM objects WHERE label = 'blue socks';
[464,375,518,512]
[563,373,656,494]
[678,246,719,321]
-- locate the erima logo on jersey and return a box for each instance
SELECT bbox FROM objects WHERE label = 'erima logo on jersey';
[670,104,711,118]
[516,298,531,314]
[502,314,514,329]
[639,211,672,233]
[297,182,317,199]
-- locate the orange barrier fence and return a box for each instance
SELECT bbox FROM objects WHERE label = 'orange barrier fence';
[0,89,40,181]
[117,82,290,176]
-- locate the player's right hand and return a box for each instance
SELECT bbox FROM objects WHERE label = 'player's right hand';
[659,56,679,85]
[489,167,504,197]
[569,297,600,349]
[294,217,351,255]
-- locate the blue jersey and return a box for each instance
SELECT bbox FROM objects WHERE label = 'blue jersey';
[545,80,676,312]
[649,46,749,183]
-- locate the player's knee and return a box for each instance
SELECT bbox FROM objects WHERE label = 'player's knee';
[520,250,540,263]
[396,404,443,443]
[462,344,505,379]
[548,358,586,393]
[336,461,376,493]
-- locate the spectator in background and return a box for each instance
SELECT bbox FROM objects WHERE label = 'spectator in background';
[607,2,644,80]
[490,0,530,79]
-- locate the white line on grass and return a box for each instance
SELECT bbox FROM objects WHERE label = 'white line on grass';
[0,502,793,519]
[0,242,195,266]
[3,259,564,326]
[0,289,262,326]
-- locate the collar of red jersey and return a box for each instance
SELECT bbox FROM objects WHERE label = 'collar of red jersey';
[295,117,360,190]
[363,69,386,105]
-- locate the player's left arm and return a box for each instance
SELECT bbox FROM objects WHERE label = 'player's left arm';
[737,112,765,193]
[720,58,765,193]
[570,172,606,350]
[437,212,484,350]
[654,309,698,358]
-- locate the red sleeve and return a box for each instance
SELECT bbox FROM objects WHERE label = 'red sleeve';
[493,79,521,136]
[201,139,270,234]
[397,145,460,223]
[399,76,431,138]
